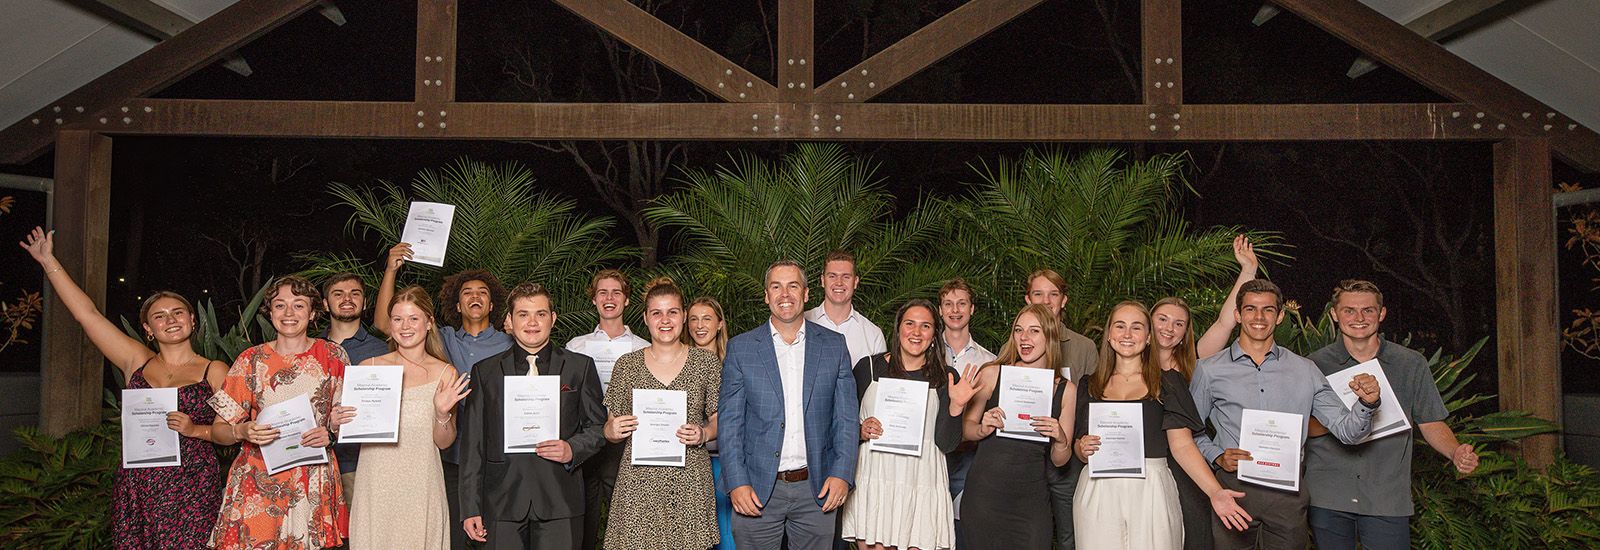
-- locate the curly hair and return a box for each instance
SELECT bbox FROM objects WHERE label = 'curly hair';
[437,269,507,327]
[259,275,324,321]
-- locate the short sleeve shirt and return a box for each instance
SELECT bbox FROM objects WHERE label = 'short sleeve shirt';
[1305,338,1449,517]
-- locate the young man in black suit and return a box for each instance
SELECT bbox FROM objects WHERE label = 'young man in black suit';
[459,282,607,550]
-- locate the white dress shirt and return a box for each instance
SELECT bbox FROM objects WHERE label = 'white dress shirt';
[565,324,651,353]
[772,324,810,471]
[944,336,997,371]
[805,305,887,365]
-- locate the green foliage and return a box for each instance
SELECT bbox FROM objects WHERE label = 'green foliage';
[645,143,962,331]
[951,148,1285,344]
[1411,451,1600,549]
[299,159,636,336]
[0,424,119,549]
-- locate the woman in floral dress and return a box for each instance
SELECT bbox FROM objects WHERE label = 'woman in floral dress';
[208,275,349,549]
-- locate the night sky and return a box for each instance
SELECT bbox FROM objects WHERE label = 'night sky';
[2,2,1597,397]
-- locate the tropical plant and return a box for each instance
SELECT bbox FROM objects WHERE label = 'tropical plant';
[0,422,119,548]
[950,148,1285,344]
[297,159,636,336]
[643,143,964,332]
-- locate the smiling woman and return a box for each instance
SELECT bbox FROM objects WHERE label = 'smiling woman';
[206,275,350,549]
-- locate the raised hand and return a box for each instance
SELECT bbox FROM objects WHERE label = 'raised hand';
[386,242,413,272]
[947,364,981,411]
[19,227,56,265]
[433,370,471,415]
[1233,234,1258,276]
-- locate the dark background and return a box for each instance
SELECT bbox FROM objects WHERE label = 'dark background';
[1,1,1597,397]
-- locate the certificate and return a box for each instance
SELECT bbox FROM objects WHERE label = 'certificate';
[337,365,404,443]
[1237,408,1304,491]
[581,340,636,392]
[997,365,1054,442]
[259,393,329,475]
[631,389,688,467]
[868,378,930,456]
[1087,403,1145,478]
[1324,359,1411,443]
[121,388,181,468]
[399,201,456,267]
[504,375,561,453]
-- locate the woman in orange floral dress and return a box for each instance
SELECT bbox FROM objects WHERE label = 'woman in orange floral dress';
[208,275,349,549]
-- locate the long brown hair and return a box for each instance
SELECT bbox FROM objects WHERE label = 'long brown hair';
[388,285,450,363]
[990,304,1064,384]
[887,299,947,388]
[1152,296,1197,381]
[689,296,729,360]
[1087,301,1165,401]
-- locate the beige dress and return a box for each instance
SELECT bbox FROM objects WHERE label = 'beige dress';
[602,347,722,550]
[348,379,449,550]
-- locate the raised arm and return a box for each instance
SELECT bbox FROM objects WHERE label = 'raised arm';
[371,242,412,335]
[19,227,153,380]
[1196,235,1259,358]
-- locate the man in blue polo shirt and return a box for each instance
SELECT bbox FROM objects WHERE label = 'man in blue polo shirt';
[320,272,392,503]
[376,242,513,550]
[1304,280,1479,550]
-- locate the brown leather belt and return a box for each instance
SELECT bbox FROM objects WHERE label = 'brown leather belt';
[777,467,809,482]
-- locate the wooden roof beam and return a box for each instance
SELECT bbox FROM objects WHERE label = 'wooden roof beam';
[1271,0,1600,172]
[84,98,1510,142]
[1348,0,1512,79]
[813,0,1047,103]
[0,0,321,165]
[550,0,774,103]
[777,0,814,102]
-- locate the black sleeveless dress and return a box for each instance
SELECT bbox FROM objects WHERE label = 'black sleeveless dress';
[959,375,1069,550]
[111,359,222,549]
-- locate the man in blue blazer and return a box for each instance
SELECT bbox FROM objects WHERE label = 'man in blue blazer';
[720,259,860,550]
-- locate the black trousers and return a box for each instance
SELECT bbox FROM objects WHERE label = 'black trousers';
[580,442,623,550]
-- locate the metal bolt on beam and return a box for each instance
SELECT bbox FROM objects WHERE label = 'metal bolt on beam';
[99,118,107,124]
[121,117,130,124]
[438,122,446,129]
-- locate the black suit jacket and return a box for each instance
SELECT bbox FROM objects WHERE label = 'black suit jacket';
[459,345,607,522]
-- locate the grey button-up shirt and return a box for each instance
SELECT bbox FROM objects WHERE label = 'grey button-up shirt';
[1305,338,1448,516]
[1190,342,1378,467]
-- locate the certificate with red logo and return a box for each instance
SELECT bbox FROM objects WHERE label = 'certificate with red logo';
[121,388,181,468]
[997,365,1054,443]
[1237,409,1304,491]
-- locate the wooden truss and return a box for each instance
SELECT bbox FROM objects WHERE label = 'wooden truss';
[0,0,1575,465]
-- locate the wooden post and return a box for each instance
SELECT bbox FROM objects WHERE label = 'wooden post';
[1493,138,1558,467]
[415,0,457,104]
[40,131,112,436]
[1141,0,1181,106]
[777,0,813,102]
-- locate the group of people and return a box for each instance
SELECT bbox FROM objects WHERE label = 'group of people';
[18,226,1482,550]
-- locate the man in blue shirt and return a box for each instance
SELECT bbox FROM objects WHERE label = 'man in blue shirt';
[1189,278,1382,550]
[320,272,392,503]
[376,242,512,550]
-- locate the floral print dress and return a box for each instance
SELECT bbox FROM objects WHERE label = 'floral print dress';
[208,339,349,549]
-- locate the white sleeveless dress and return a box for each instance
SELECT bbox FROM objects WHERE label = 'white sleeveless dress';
[840,381,956,550]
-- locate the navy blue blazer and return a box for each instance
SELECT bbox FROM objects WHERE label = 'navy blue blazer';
[717,320,860,505]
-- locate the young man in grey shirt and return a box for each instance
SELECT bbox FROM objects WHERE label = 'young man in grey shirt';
[1304,280,1479,550]
[1190,278,1382,550]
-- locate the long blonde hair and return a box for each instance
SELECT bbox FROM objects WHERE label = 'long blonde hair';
[689,296,729,360]
[990,304,1065,385]
[1152,296,1198,381]
[1087,301,1165,401]
[389,285,449,363]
